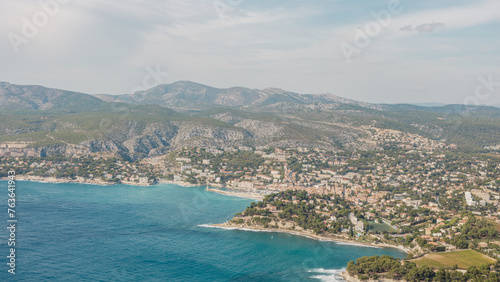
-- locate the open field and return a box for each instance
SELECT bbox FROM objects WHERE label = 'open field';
[368,221,395,233]
[484,218,500,233]
[413,250,496,269]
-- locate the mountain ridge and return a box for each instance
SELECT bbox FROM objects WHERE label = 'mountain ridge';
[2,80,497,111]
[0,81,105,112]
[91,80,383,111]
[1,81,499,160]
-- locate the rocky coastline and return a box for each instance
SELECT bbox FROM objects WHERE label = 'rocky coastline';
[210,221,409,254]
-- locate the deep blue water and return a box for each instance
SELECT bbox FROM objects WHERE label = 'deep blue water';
[0,181,405,281]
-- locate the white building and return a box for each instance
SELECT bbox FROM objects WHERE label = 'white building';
[465,191,477,206]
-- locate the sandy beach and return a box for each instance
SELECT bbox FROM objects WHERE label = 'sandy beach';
[206,188,264,200]
[1,175,263,198]
[208,221,409,253]
[6,175,115,186]
[3,175,183,187]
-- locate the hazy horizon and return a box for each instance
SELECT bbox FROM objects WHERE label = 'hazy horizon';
[2,79,500,108]
[2,0,499,105]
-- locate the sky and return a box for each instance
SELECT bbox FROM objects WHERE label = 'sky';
[1,0,499,105]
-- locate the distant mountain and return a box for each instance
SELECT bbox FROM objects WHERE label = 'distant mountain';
[1,81,500,159]
[95,81,381,112]
[412,102,500,110]
[410,102,446,107]
[0,82,105,112]
[381,103,500,115]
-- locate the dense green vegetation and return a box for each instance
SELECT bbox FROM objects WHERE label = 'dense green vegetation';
[236,190,362,235]
[347,255,500,281]
[0,103,186,147]
[448,217,498,249]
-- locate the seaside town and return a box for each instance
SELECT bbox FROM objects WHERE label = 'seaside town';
[1,128,500,280]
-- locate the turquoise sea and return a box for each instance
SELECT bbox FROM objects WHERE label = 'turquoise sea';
[0,181,405,281]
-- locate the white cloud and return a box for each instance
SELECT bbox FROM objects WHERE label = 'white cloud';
[391,0,500,35]
[0,0,499,105]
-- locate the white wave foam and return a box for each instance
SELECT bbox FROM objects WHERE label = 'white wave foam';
[198,224,276,233]
[332,241,381,249]
[308,268,346,281]
[198,225,327,241]
[197,224,221,229]
[198,225,384,250]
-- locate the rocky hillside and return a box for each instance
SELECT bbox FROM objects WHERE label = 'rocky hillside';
[0,104,373,160]
[0,82,104,112]
[1,81,500,159]
[95,81,381,111]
